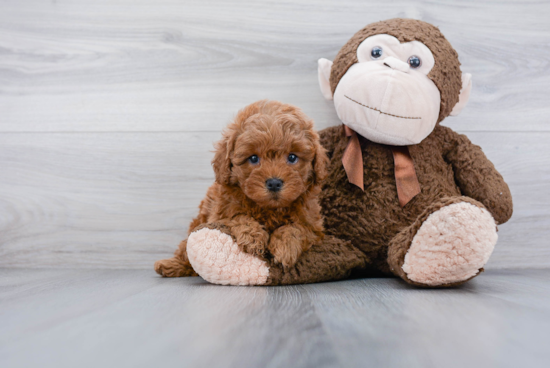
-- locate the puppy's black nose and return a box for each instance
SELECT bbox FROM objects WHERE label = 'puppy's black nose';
[266,178,284,192]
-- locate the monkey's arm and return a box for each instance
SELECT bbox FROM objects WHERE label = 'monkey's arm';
[443,128,513,224]
[318,125,344,160]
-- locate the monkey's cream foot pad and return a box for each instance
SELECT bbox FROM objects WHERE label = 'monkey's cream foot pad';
[402,202,498,286]
[187,228,269,286]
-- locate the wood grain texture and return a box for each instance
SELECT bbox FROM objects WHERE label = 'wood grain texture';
[1,268,550,368]
[0,0,549,269]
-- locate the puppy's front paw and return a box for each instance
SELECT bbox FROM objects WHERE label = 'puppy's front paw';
[233,225,269,258]
[268,233,302,268]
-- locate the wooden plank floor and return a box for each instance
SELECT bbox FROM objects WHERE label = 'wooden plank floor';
[1,268,549,368]
[1,0,550,270]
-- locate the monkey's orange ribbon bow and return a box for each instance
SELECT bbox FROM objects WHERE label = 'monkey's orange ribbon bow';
[342,125,421,207]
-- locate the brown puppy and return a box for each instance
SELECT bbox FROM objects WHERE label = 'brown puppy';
[154,100,328,277]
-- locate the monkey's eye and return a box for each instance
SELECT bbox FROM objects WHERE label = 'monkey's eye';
[287,154,298,164]
[248,155,260,165]
[408,55,421,68]
[371,46,383,59]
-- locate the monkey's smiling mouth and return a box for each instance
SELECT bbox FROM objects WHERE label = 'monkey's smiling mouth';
[344,95,421,120]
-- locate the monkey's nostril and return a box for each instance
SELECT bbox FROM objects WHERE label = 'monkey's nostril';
[266,178,284,192]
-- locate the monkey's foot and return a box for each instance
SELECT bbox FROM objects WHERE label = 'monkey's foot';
[389,198,498,287]
[187,228,270,286]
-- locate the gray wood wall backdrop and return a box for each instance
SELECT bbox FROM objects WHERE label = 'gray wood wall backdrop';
[1,0,549,270]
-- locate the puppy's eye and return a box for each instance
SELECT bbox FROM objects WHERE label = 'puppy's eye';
[287,154,298,164]
[248,155,260,165]
[371,46,383,59]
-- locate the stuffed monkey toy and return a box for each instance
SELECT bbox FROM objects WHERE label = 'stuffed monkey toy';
[183,18,513,287]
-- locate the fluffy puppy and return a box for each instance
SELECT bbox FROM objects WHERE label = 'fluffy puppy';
[154,100,329,277]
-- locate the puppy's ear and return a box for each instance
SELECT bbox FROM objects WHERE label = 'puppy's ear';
[310,137,329,185]
[212,128,237,185]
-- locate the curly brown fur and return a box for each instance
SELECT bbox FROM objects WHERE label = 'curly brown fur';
[155,100,329,277]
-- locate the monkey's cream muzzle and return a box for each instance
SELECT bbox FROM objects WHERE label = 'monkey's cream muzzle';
[317,34,463,146]
[333,58,441,145]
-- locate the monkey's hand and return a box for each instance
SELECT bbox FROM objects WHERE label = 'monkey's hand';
[444,127,513,225]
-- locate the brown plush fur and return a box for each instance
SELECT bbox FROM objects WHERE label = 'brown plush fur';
[265,235,368,285]
[259,19,512,287]
[316,124,512,284]
[154,100,329,277]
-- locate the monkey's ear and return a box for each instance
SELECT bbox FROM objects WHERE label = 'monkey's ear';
[450,73,472,116]
[318,58,334,100]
